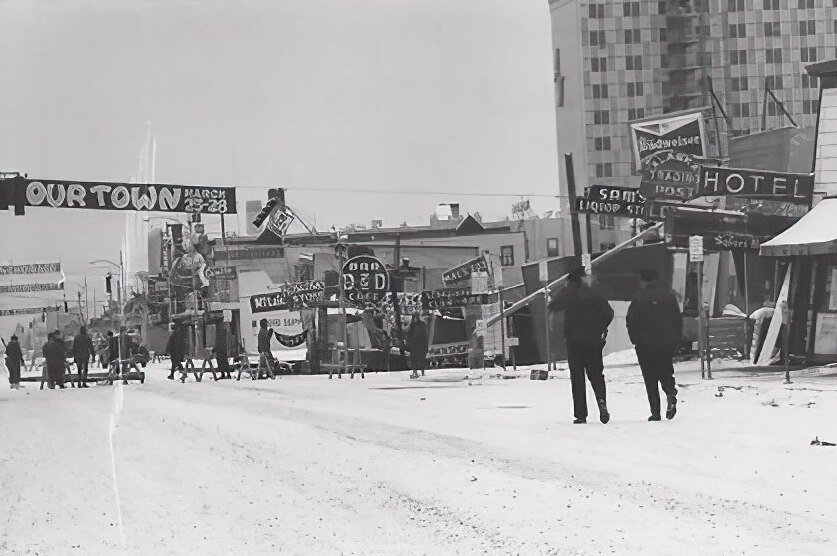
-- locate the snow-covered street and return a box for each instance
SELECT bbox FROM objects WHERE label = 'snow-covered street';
[1,357,836,555]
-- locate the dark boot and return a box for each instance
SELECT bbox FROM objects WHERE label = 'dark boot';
[665,395,677,420]
[573,418,586,424]
[597,399,610,424]
[648,414,661,422]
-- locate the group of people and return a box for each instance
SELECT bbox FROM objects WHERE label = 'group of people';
[549,267,682,424]
[164,320,235,381]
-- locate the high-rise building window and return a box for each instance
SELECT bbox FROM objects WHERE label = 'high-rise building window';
[595,163,613,178]
[589,30,606,46]
[799,21,816,36]
[803,100,819,114]
[593,110,610,124]
[598,214,616,230]
[802,74,818,89]
[658,0,668,14]
[624,29,641,44]
[500,246,515,267]
[765,75,783,89]
[592,84,609,99]
[763,0,779,8]
[766,48,783,64]
[731,76,749,91]
[594,137,611,151]
[591,57,608,72]
[625,55,643,71]
[798,0,815,8]
[588,3,605,18]
[767,102,778,116]
[628,108,645,121]
[623,2,640,16]
[728,0,745,11]
[801,47,817,63]
[627,82,644,97]
[659,27,667,42]
[730,50,747,65]
[546,238,560,258]
[728,23,746,38]
[764,22,781,37]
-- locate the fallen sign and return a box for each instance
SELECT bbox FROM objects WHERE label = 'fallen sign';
[696,166,814,201]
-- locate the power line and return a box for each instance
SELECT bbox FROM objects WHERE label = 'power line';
[232,185,565,198]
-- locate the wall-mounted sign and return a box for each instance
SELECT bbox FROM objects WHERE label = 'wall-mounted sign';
[215,246,284,261]
[630,112,708,171]
[0,282,64,293]
[250,280,325,313]
[696,166,814,201]
[689,236,704,262]
[0,262,61,275]
[22,180,237,214]
[638,151,706,201]
[421,287,492,309]
[443,255,488,285]
[576,185,645,217]
[642,199,685,222]
[266,207,295,238]
[342,255,389,305]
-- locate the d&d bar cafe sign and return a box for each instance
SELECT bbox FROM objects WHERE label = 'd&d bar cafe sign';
[22,180,238,214]
[697,166,814,201]
[342,255,389,305]
[575,185,645,217]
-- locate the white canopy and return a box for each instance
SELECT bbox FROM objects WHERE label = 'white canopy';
[760,197,837,257]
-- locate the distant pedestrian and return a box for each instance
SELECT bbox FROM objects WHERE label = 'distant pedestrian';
[214,321,232,380]
[626,268,683,421]
[406,312,429,379]
[549,266,614,424]
[72,326,95,388]
[4,334,26,389]
[43,332,67,389]
[257,319,276,380]
[164,324,186,380]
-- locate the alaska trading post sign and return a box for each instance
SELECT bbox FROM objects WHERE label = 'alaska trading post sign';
[20,180,238,214]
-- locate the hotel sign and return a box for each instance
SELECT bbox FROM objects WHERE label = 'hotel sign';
[696,166,815,201]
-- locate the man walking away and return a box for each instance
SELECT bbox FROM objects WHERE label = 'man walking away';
[257,319,276,380]
[626,268,683,421]
[72,326,95,388]
[4,335,26,389]
[43,332,67,389]
[164,324,186,380]
[214,321,232,380]
[406,312,429,379]
[549,267,614,424]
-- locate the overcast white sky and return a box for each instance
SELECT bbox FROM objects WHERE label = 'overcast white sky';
[0,0,560,333]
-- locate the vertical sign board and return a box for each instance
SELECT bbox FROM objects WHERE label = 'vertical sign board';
[689,236,704,262]
[581,253,592,275]
[538,260,549,284]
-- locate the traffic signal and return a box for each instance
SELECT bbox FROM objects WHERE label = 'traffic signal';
[0,175,26,215]
[252,197,279,229]
[105,273,112,294]
[64,301,69,313]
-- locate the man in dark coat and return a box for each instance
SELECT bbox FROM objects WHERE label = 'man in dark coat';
[214,321,231,380]
[549,267,614,424]
[257,318,275,379]
[164,324,186,380]
[43,332,67,389]
[626,268,683,421]
[4,334,26,389]
[72,326,95,388]
[405,313,429,379]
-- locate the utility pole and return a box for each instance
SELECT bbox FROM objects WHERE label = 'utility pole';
[564,153,583,258]
[391,234,405,358]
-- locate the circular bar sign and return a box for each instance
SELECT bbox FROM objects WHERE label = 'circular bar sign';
[342,255,389,305]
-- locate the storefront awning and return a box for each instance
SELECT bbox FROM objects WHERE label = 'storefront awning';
[760,197,837,257]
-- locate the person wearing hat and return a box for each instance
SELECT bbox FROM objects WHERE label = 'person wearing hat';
[626,268,683,421]
[549,266,614,424]
[4,334,26,389]
[43,331,67,389]
[72,326,95,388]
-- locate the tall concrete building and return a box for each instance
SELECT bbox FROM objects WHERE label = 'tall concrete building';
[549,0,837,246]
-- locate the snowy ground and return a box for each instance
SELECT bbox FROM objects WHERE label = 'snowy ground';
[1,354,836,555]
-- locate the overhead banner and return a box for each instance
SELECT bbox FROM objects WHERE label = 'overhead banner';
[0,282,64,293]
[250,310,308,350]
[696,166,815,201]
[0,306,60,317]
[422,287,494,309]
[575,185,645,217]
[215,246,284,261]
[0,262,61,275]
[443,255,488,285]
[23,180,238,214]
[630,112,707,171]
[250,280,325,313]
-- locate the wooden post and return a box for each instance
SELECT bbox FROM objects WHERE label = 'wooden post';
[697,260,706,379]
[564,153,583,258]
[543,288,551,371]
[783,259,795,385]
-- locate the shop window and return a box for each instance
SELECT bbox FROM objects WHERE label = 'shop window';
[598,214,616,230]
